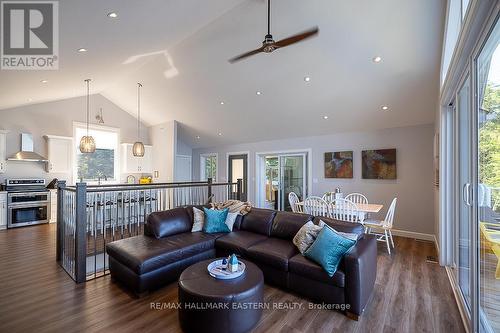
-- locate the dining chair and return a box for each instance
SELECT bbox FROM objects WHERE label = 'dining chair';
[322,192,336,203]
[288,192,302,213]
[303,196,329,217]
[345,193,369,205]
[364,198,397,254]
[331,198,361,223]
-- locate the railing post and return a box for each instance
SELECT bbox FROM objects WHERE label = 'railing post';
[75,182,87,283]
[207,177,213,203]
[236,178,243,201]
[56,180,66,262]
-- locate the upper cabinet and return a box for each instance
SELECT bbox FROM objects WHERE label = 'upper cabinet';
[0,130,7,173]
[121,143,153,174]
[44,135,73,173]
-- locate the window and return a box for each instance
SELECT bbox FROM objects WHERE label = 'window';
[73,123,120,183]
[200,153,217,181]
[441,0,463,85]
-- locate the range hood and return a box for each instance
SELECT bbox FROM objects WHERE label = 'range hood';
[8,133,48,162]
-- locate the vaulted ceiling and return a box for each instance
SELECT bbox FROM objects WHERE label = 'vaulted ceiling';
[0,0,445,148]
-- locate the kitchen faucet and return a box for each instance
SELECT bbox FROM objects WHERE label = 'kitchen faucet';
[97,174,108,186]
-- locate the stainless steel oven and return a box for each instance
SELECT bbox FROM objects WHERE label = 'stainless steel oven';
[6,179,50,228]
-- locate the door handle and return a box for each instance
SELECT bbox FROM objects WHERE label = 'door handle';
[463,183,471,206]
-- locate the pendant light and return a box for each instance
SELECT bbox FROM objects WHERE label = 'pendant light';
[132,82,145,157]
[79,79,96,153]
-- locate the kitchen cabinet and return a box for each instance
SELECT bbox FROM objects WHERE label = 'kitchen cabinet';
[0,130,7,173]
[44,135,73,173]
[49,189,57,223]
[121,143,153,173]
[0,192,6,230]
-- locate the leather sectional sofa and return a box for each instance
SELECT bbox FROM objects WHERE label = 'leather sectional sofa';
[106,206,377,319]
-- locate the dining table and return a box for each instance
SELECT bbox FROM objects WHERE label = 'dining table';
[296,201,383,214]
[295,201,384,222]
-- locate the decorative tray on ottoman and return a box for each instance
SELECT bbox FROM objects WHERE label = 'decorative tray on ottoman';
[207,259,246,280]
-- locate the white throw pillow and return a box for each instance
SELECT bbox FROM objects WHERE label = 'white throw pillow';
[191,207,205,232]
[225,212,238,231]
[293,221,324,254]
[318,219,359,241]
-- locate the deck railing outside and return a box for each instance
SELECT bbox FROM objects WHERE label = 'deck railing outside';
[56,178,242,283]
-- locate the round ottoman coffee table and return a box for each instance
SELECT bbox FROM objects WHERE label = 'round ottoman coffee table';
[178,259,264,333]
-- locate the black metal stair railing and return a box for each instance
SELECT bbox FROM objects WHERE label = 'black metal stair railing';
[56,178,242,283]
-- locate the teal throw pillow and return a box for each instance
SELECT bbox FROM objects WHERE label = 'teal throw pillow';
[202,208,230,233]
[304,225,356,277]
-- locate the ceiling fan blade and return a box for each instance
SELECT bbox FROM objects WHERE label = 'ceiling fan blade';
[228,45,266,63]
[274,27,319,48]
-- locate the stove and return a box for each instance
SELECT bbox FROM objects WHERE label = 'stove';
[6,179,50,228]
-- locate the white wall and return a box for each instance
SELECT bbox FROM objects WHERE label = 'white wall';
[193,124,435,235]
[175,137,193,181]
[151,121,176,183]
[177,137,192,156]
[0,94,150,184]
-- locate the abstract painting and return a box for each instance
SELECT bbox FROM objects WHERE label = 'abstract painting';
[324,151,353,178]
[362,149,397,179]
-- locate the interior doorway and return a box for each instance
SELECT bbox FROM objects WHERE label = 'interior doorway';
[257,151,309,211]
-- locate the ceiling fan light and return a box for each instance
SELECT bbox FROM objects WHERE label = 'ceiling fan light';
[79,136,96,153]
[132,142,145,157]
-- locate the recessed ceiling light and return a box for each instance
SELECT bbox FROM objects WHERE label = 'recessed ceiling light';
[77,48,87,53]
[196,135,200,139]
[382,106,389,110]
[27,98,32,102]
[220,101,225,105]
[256,91,262,95]
[40,80,48,83]
[304,76,311,82]
[107,12,118,18]
[372,56,382,63]
[218,132,222,136]
[323,115,329,120]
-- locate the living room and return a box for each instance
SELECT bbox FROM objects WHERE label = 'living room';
[0,1,498,332]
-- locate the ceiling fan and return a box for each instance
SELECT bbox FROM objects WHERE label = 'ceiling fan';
[228,0,319,63]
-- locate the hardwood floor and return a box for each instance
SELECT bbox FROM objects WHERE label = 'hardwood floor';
[0,224,465,333]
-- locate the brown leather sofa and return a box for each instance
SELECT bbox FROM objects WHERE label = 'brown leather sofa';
[106,206,377,319]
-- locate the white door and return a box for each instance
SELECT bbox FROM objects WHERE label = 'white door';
[47,137,73,173]
[175,155,192,181]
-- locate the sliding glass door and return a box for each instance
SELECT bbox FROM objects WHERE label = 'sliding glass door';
[457,76,473,309]
[279,155,306,211]
[477,17,500,333]
[442,4,499,332]
[259,152,307,211]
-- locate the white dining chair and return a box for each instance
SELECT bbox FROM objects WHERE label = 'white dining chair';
[331,198,361,223]
[288,192,302,213]
[303,196,330,217]
[345,193,369,205]
[322,192,336,203]
[364,198,397,254]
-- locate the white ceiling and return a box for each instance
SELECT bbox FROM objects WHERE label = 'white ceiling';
[0,0,445,148]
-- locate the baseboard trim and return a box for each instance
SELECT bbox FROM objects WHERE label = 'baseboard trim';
[390,229,435,242]
[433,234,440,257]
